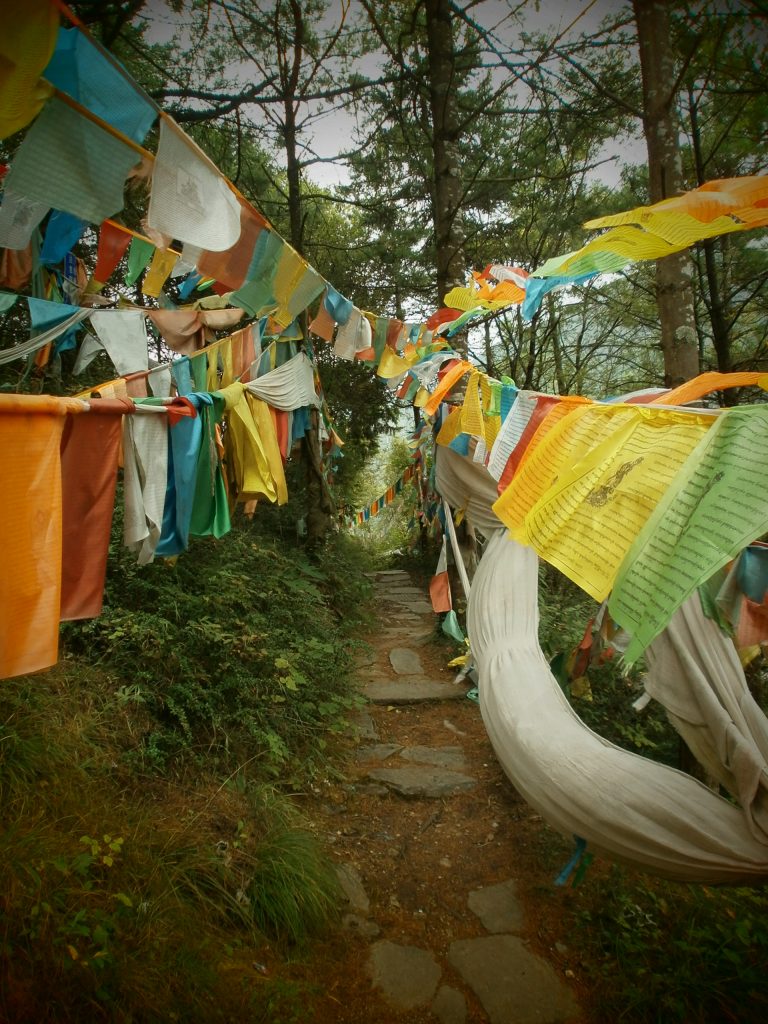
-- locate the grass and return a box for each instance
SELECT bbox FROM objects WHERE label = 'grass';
[0,666,344,1022]
[0,515,373,1022]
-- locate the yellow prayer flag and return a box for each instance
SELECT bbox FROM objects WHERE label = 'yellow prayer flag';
[480,376,500,449]
[0,0,57,139]
[494,403,635,539]
[142,249,178,297]
[377,346,412,380]
[272,245,305,328]
[520,406,717,601]
[436,406,463,446]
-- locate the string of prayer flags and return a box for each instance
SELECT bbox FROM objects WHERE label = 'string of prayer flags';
[584,176,768,241]
[352,464,416,525]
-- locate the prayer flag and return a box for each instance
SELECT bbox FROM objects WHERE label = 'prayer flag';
[148,117,241,252]
[430,536,452,613]
[5,97,141,224]
[0,0,57,139]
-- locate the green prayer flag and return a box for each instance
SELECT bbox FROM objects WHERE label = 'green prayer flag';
[441,610,466,643]
[125,237,155,286]
[609,406,768,663]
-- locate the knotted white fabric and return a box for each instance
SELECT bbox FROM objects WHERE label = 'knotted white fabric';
[436,444,768,883]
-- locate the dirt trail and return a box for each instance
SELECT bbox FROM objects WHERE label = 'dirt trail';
[290,568,594,1023]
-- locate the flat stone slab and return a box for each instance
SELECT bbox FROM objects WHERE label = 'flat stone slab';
[389,647,424,674]
[400,745,465,770]
[432,985,467,1024]
[379,632,430,646]
[448,935,579,1024]
[367,766,477,798]
[373,570,411,577]
[355,743,403,763]
[369,941,441,1010]
[468,879,524,934]
[349,709,378,740]
[365,680,467,704]
[397,601,435,614]
[335,863,370,915]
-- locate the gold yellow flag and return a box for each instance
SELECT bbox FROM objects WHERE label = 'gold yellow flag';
[494,403,635,539]
[0,0,57,139]
[377,346,412,380]
[515,405,716,601]
[142,249,178,297]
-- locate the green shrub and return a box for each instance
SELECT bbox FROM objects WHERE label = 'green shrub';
[61,513,370,779]
[576,867,768,1023]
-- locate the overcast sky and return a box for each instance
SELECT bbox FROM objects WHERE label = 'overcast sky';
[137,0,646,187]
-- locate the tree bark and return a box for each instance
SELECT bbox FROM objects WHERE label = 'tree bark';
[280,1,334,547]
[424,0,467,310]
[633,0,699,387]
[688,86,734,390]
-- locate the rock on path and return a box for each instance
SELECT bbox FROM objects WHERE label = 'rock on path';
[367,765,477,798]
[448,935,579,1024]
[369,941,441,1011]
[364,679,468,704]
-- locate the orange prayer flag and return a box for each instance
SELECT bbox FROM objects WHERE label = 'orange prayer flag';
[0,395,85,679]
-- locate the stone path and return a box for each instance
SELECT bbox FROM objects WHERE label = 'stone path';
[328,568,582,1024]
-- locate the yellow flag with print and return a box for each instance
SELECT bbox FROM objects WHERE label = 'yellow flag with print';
[520,405,717,601]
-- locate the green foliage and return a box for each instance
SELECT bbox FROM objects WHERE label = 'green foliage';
[61,511,369,778]
[537,563,680,764]
[0,658,347,1021]
[575,867,768,1023]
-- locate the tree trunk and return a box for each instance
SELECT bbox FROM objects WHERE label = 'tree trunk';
[688,86,734,392]
[633,0,699,387]
[424,0,466,310]
[281,2,334,547]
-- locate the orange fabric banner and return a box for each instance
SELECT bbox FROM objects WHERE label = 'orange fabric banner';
[92,220,132,286]
[0,395,85,679]
[60,399,132,621]
[650,371,768,408]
